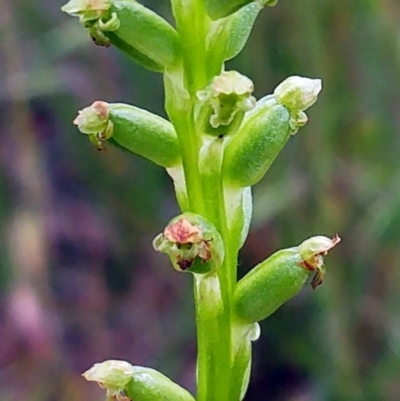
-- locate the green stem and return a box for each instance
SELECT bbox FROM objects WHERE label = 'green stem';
[194,273,231,401]
[166,2,245,401]
[199,141,234,401]
[170,0,210,96]
[164,70,205,214]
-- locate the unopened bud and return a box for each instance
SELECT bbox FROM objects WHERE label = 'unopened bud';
[274,76,322,112]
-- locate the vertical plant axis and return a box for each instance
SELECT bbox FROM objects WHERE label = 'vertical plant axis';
[62,1,341,401]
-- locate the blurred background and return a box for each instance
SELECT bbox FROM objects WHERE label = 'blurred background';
[0,0,399,400]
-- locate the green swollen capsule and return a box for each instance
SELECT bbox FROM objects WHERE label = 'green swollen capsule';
[102,32,164,72]
[61,0,180,70]
[73,101,181,167]
[223,96,292,187]
[223,76,322,188]
[233,235,341,324]
[83,360,195,401]
[124,367,195,401]
[103,0,180,68]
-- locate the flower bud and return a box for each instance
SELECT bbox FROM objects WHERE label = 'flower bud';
[73,101,181,167]
[196,71,256,137]
[274,76,322,112]
[83,360,195,401]
[61,0,180,70]
[233,235,340,324]
[153,213,224,273]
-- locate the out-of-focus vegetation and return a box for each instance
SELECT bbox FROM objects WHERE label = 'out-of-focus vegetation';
[0,0,399,400]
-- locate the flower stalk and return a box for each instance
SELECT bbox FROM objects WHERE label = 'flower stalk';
[62,1,340,401]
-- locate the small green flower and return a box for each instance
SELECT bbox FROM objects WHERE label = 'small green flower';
[73,101,113,151]
[196,71,256,136]
[73,100,110,134]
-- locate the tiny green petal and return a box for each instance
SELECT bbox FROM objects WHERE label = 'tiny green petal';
[98,12,121,31]
[289,110,308,134]
[88,24,111,46]
[274,76,322,112]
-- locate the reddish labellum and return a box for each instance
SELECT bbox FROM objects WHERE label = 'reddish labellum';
[164,219,202,244]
